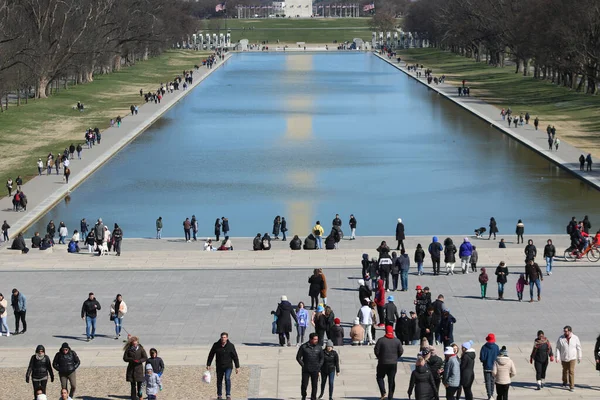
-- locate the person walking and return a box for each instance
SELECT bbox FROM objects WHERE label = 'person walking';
[428,237,443,276]
[530,330,553,390]
[155,217,162,239]
[543,239,555,275]
[26,345,54,397]
[319,340,340,400]
[515,220,524,244]
[492,346,516,400]
[395,218,405,251]
[555,325,582,392]
[80,219,89,242]
[443,238,457,275]
[206,332,240,400]
[11,288,26,334]
[349,214,357,240]
[2,220,10,242]
[112,224,123,256]
[495,262,509,300]
[296,333,324,400]
[296,302,309,345]
[480,333,500,400]
[144,364,162,400]
[273,295,297,347]
[443,346,460,400]
[52,343,80,399]
[358,302,374,345]
[525,260,543,302]
[374,325,404,400]
[308,269,324,310]
[281,217,288,241]
[81,292,101,342]
[488,217,498,240]
[383,295,399,327]
[0,293,9,337]
[459,238,473,274]
[408,355,439,400]
[398,249,410,291]
[110,294,128,340]
[312,221,324,249]
[524,239,537,262]
[123,336,148,400]
[460,341,476,400]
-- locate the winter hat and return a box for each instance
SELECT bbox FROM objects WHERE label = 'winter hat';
[486,333,496,343]
[387,296,394,302]
[334,318,341,325]
[35,345,45,353]
[499,346,508,356]
[358,279,365,286]
[464,237,470,242]
[326,340,334,348]
[398,218,402,223]
[415,285,422,290]
[146,364,153,370]
[433,236,438,242]
[400,309,407,314]
[462,340,474,350]
[36,395,48,400]
[385,325,394,338]
[444,346,455,355]
[353,317,360,325]
[423,286,430,291]
[281,295,287,301]
[317,305,324,312]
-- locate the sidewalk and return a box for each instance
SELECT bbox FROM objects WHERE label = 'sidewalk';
[375,52,600,190]
[0,54,231,243]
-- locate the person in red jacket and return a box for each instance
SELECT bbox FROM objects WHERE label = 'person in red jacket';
[375,279,385,327]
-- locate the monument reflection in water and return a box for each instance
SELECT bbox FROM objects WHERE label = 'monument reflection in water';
[25,52,600,238]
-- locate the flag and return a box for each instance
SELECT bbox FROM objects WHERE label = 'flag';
[363,3,374,11]
[215,2,225,12]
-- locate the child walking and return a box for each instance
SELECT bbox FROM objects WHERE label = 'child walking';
[470,246,478,272]
[414,244,425,276]
[479,267,488,299]
[516,274,526,302]
[146,348,165,377]
[144,364,162,400]
[296,301,309,346]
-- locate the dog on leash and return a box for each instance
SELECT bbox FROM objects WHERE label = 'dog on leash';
[474,227,487,238]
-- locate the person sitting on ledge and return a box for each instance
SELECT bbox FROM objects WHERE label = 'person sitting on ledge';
[253,233,262,251]
[304,233,317,250]
[67,238,80,253]
[31,232,42,248]
[325,233,336,250]
[218,236,233,251]
[290,235,302,250]
[11,232,29,253]
[204,238,215,251]
[261,233,272,250]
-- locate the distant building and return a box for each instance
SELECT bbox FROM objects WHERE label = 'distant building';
[285,0,313,18]
[272,1,285,13]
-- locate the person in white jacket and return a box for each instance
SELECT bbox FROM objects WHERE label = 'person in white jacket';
[555,325,582,392]
[358,304,374,345]
[110,294,128,340]
[0,293,9,337]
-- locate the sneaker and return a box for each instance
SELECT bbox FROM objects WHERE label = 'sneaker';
[570,388,575,392]
[115,336,119,340]
[86,337,91,342]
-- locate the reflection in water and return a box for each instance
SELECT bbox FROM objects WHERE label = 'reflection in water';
[23,53,600,237]
[284,54,314,235]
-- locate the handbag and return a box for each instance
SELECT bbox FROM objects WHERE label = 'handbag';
[109,312,115,321]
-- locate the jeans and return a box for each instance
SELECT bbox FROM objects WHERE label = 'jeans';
[14,310,26,332]
[81,229,88,241]
[495,383,509,400]
[38,167,42,176]
[2,231,8,242]
[545,256,553,273]
[391,274,399,291]
[301,371,319,400]
[114,317,123,336]
[184,228,191,241]
[497,282,505,297]
[297,325,306,344]
[193,230,197,240]
[130,381,142,400]
[156,228,161,239]
[362,324,372,344]
[0,316,9,335]
[320,371,335,399]
[59,235,66,244]
[316,236,322,249]
[60,371,77,398]
[77,150,81,159]
[517,291,523,301]
[561,360,576,388]
[282,231,287,241]
[460,256,470,272]
[529,279,541,299]
[417,262,423,274]
[400,270,408,291]
[217,367,232,397]
[85,316,96,338]
[376,363,397,399]
[483,370,495,398]
[114,239,121,255]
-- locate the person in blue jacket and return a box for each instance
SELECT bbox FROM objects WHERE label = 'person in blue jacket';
[480,333,500,400]
[459,238,473,274]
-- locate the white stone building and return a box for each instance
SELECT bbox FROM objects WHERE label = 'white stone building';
[285,0,313,18]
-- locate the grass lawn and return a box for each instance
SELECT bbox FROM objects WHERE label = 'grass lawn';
[399,48,600,154]
[200,17,383,43]
[0,50,210,188]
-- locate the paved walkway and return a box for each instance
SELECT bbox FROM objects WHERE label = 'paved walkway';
[375,52,600,190]
[0,54,231,242]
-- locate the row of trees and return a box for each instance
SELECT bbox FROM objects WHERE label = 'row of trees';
[0,0,197,101]
[404,0,600,93]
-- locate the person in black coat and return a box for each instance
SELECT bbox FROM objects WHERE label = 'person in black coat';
[495,261,509,300]
[358,279,373,306]
[253,233,262,251]
[273,296,297,347]
[408,356,439,400]
[583,215,592,234]
[319,340,341,400]
[330,318,344,346]
[261,233,271,250]
[325,233,336,250]
[304,233,317,250]
[272,216,281,240]
[52,342,80,398]
[424,347,444,395]
[308,269,324,310]
[206,332,240,400]
[289,235,302,250]
[11,232,29,253]
[488,217,498,240]
[525,239,537,262]
[214,218,221,241]
[281,217,288,241]
[222,217,229,237]
[459,341,476,400]
[395,310,411,345]
[26,345,54,397]
[395,218,406,251]
[296,333,324,400]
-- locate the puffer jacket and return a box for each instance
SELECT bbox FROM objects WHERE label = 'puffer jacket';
[296,342,324,372]
[408,365,439,400]
[52,343,80,375]
[444,240,457,263]
[321,349,340,374]
[493,356,516,384]
[123,345,148,382]
[27,346,54,381]
[459,240,473,257]
[443,355,460,387]
[460,349,476,385]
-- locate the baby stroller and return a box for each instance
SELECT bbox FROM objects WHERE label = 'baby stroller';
[474,227,487,238]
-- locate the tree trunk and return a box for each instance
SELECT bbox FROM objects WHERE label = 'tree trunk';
[515,59,520,74]
[523,59,529,76]
[576,74,585,92]
[37,76,49,98]
[84,69,94,82]
[112,55,122,72]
